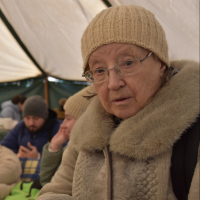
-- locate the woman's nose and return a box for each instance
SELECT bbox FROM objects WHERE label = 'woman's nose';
[108,69,125,90]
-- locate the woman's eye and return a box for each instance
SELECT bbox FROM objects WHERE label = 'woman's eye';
[124,60,133,66]
[94,68,106,74]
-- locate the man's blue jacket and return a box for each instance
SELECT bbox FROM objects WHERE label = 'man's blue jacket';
[0,109,62,155]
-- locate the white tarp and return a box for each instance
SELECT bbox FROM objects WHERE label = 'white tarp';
[0,19,42,82]
[0,0,199,83]
[0,0,107,82]
[109,0,199,62]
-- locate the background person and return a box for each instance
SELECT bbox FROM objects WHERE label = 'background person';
[40,85,94,186]
[0,94,26,121]
[53,98,67,120]
[37,4,199,200]
[0,95,62,158]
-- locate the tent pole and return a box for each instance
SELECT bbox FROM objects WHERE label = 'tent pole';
[44,76,49,108]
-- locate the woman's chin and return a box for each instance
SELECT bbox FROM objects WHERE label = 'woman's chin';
[112,108,140,120]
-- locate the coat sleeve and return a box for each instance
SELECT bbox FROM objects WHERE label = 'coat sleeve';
[40,143,64,186]
[0,145,22,184]
[0,123,22,153]
[37,142,78,200]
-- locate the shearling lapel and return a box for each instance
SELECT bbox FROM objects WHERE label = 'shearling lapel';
[70,96,116,151]
[110,60,199,159]
[70,60,199,160]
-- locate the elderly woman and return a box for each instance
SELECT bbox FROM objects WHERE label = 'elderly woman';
[37,4,199,200]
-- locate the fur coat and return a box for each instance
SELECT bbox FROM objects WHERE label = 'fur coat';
[37,60,199,200]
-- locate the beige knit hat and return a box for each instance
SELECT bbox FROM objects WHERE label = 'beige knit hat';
[63,85,95,119]
[81,4,169,72]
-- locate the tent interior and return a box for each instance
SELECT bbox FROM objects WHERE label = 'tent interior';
[0,0,199,109]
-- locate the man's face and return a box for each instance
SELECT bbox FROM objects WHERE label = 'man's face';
[24,116,46,133]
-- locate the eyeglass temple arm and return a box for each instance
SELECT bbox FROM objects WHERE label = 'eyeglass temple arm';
[140,52,152,63]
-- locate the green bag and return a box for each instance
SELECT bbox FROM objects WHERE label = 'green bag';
[5,180,41,200]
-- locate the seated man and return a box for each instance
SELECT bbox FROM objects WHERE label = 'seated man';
[0,95,62,159]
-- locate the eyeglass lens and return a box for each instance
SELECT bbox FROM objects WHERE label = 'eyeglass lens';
[86,59,142,83]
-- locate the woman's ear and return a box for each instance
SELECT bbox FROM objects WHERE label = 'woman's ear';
[160,62,166,77]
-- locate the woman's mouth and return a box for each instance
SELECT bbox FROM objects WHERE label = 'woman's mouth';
[113,97,131,104]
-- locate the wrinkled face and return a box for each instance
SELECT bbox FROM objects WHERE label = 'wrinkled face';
[24,116,46,133]
[88,43,166,119]
[62,111,77,137]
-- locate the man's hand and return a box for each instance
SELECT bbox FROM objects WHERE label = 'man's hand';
[49,123,69,151]
[17,142,39,159]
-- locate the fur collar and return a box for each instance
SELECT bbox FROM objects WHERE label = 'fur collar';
[70,60,199,160]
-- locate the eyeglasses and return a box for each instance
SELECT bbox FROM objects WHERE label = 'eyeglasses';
[82,52,152,83]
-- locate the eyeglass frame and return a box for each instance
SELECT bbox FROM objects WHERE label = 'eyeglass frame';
[82,51,152,83]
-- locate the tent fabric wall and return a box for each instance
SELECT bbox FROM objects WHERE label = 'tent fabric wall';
[0,78,88,111]
[0,0,107,82]
[0,78,44,116]
[0,78,44,103]
[0,79,83,115]
[0,18,42,82]
[48,80,89,109]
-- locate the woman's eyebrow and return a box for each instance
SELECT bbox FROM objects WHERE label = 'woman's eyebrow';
[89,57,100,65]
